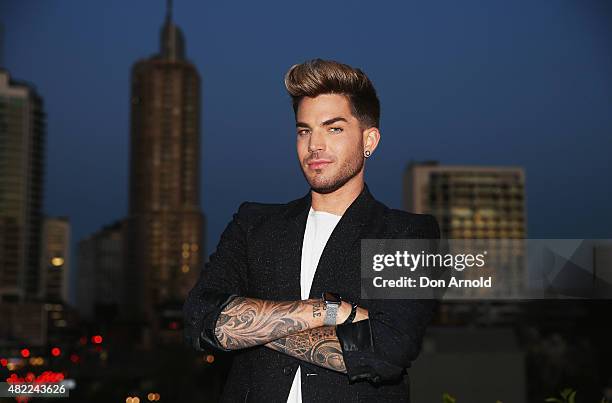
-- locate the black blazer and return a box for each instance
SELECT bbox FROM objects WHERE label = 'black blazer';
[183,183,441,403]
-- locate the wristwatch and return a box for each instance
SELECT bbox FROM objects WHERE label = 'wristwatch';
[322,292,359,325]
[322,292,342,326]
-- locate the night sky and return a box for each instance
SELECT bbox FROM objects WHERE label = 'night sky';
[2,1,611,302]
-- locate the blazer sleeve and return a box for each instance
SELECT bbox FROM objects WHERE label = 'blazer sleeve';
[335,214,441,384]
[182,202,250,352]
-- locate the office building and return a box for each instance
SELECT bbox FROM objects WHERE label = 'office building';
[40,216,71,303]
[0,69,45,301]
[403,161,527,300]
[77,220,127,320]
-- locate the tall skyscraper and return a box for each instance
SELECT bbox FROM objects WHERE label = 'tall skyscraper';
[40,216,71,303]
[0,69,45,302]
[125,2,204,328]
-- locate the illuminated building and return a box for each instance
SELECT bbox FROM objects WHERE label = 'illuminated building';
[403,161,527,300]
[403,161,526,239]
[125,1,205,326]
[0,69,45,301]
[40,216,71,303]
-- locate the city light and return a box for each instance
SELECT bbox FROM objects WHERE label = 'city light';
[126,397,140,403]
[29,357,44,366]
[20,349,30,358]
[147,393,160,401]
[92,335,103,344]
[51,347,61,357]
[50,256,64,267]
[7,371,65,384]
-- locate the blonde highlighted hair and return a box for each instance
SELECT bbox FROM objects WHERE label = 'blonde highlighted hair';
[284,58,380,130]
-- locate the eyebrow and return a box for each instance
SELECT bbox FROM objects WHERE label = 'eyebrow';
[296,116,348,129]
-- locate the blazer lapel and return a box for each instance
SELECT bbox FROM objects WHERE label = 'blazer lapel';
[308,184,377,299]
[275,189,311,300]
[277,183,378,301]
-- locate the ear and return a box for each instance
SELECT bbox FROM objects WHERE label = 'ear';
[362,127,381,156]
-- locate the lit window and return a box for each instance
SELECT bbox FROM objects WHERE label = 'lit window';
[50,257,64,267]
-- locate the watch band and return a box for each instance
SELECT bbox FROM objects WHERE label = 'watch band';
[322,292,342,326]
[342,302,358,325]
[323,303,338,326]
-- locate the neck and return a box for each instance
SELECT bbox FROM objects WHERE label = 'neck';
[310,173,364,216]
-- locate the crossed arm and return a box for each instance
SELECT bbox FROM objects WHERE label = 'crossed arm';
[213,296,368,372]
[184,204,442,383]
[266,325,347,372]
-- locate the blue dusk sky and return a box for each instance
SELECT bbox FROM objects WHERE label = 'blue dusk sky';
[1,1,611,298]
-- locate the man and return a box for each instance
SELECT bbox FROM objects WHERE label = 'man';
[183,58,440,402]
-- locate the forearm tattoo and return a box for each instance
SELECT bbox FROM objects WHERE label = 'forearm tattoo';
[265,326,347,373]
[214,297,319,350]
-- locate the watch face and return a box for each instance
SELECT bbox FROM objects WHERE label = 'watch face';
[323,292,341,304]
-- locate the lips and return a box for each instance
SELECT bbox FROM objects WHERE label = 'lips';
[307,159,332,170]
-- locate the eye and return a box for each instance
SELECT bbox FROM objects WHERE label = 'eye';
[297,129,310,136]
[329,127,343,134]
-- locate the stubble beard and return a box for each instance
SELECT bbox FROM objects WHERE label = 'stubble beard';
[302,152,365,195]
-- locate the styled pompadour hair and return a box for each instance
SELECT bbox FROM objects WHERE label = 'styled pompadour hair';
[284,58,380,130]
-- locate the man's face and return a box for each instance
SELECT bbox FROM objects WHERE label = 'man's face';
[296,93,365,194]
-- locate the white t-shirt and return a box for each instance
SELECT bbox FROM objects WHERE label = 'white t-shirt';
[286,206,342,403]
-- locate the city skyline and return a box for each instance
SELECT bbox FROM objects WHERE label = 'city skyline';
[2,1,611,305]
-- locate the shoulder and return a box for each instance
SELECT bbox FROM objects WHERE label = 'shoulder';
[235,200,287,216]
[231,196,303,227]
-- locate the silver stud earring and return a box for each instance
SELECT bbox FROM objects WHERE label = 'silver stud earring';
[364,150,371,158]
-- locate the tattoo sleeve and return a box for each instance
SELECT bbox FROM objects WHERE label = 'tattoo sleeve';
[214,297,327,350]
[264,326,347,373]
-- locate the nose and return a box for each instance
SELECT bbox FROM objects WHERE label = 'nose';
[308,129,326,153]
